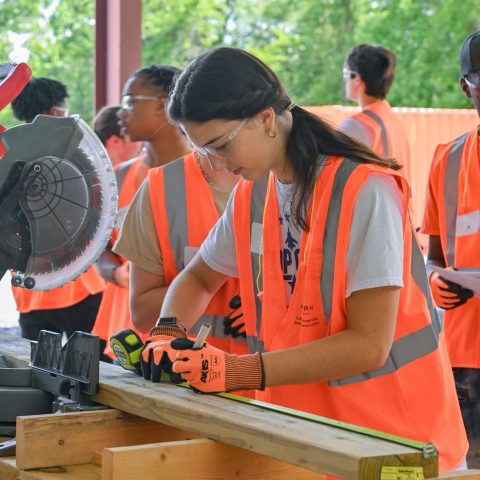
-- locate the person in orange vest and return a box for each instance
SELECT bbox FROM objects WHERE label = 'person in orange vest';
[138,47,467,471]
[93,105,142,167]
[339,45,416,228]
[93,65,190,360]
[10,77,106,342]
[422,31,480,467]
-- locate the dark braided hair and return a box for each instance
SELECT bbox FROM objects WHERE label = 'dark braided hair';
[168,47,399,230]
[11,77,68,123]
[346,44,396,100]
[132,64,181,96]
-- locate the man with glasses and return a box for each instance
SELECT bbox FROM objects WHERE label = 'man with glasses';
[339,44,416,228]
[422,31,480,468]
[9,76,105,345]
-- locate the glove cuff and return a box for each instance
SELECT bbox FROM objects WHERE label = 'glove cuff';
[148,324,187,338]
[225,352,265,392]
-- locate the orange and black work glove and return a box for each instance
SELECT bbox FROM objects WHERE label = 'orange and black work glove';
[170,337,265,393]
[141,321,187,383]
[223,295,246,338]
[429,272,474,310]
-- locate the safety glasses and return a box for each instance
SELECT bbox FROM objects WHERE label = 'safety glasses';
[464,72,480,88]
[121,94,163,111]
[187,118,249,158]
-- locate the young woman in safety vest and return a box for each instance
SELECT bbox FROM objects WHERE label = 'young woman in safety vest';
[93,65,190,359]
[422,31,480,467]
[139,47,467,471]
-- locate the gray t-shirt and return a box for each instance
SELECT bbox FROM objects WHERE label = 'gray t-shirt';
[200,173,404,299]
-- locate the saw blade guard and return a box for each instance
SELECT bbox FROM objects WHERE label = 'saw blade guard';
[0,115,118,290]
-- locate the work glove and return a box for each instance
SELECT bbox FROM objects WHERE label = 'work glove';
[170,337,264,393]
[429,272,474,310]
[141,323,187,383]
[223,295,246,338]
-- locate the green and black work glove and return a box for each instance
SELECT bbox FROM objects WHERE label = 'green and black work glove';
[140,320,187,383]
[223,295,246,339]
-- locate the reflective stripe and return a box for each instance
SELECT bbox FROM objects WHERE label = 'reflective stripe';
[443,133,468,266]
[163,159,188,271]
[322,159,358,322]
[323,161,440,386]
[189,314,226,337]
[248,176,269,353]
[362,110,388,157]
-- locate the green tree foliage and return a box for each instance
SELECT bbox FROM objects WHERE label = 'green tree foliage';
[0,0,94,128]
[0,0,478,131]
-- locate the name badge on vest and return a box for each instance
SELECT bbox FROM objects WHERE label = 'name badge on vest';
[456,210,480,237]
[184,246,199,266]
[251,222,263,255]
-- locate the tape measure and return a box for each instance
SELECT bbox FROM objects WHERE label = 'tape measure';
[110,329,144,375]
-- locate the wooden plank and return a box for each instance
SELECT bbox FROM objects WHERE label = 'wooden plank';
[16,409,200,470]
[0,334,441,480]
[101,438,326,480]
[0,457,100,480]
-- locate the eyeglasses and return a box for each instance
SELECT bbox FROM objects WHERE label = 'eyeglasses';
[187,118,249,158]
[464,72,480,88]
[343,68,358,79]
[121,94,162,111]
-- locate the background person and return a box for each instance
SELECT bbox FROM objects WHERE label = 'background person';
[93,105,142,166]
[140,47,466,472]
[340,45,416,227]
[422,31,480,467]
[93,65,190,359]
[10,77,105,342]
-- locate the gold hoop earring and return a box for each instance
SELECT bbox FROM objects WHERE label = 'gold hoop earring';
[266,127,276,138]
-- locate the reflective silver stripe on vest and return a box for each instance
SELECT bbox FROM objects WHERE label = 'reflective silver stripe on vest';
[329,162,441,387]
[163,158,237,340]
[247,176,269,354]
[163,159,188,272]
[189,313,229,337]
[443,133,468,266]
[362,110,388,157]
[322,159,359,322]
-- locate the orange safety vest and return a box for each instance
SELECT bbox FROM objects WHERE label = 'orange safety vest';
[149,152,248,354]
[347,100,412,179]
[233,157,467,472]
[93,156,149,357]
[423,128,480,368]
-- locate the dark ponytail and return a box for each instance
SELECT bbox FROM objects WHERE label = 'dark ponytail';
[168,47,400,230]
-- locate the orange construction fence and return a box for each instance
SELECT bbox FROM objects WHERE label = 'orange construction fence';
[306,105,479,249]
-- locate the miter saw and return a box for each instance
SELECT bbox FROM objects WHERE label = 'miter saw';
[0,62,118,455]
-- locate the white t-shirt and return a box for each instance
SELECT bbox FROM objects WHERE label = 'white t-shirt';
[200,173,404,299]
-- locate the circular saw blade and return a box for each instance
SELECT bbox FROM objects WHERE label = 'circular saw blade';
[1,115,118,290]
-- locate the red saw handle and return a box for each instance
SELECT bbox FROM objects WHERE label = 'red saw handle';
[0,62,31,112]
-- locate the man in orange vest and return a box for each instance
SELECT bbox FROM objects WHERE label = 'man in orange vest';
[340,45,416,227]
[93,105,142,167]
[422,31,480,467]
[10,77,105,342]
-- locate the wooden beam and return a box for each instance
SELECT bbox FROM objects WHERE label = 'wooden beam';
[16,410,200,470]
[0,334,441,480]
[0,457,100,480]
[101,438,325,480]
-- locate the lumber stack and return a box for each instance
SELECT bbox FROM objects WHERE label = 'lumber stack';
[0,333,478,480]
